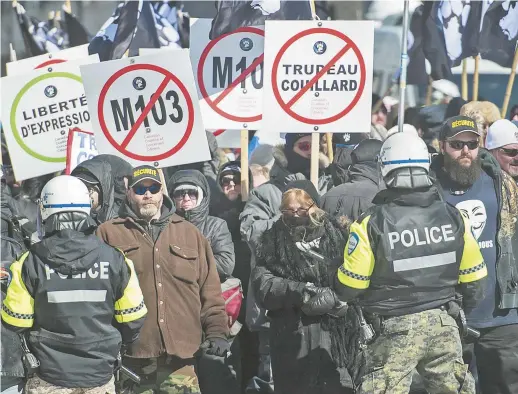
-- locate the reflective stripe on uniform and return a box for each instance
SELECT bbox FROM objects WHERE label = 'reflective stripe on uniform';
[48,290,107,303]
[459,215,487,283]
[393,251,456,272]
[114,257,147,323]
[337,216,375,289]
[1,252,35,327]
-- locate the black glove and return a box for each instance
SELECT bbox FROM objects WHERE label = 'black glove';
[199,337,231,357]
[301,287,340,316]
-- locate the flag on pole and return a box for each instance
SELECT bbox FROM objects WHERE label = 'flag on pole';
[422,1,480,80]
[127,0,161,56]
[478,1,518,67]
[12,1,46,56]
[407,5,428,85]
[63,5,91,47]
[110,0,144,59]
[209,0,313,40]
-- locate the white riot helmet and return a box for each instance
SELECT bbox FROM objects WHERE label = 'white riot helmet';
[379,132,430,179]
[39,175,91,221]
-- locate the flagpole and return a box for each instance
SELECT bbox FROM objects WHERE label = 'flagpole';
[473,55,480,101]
[240,130,249,201]
[501,47,518,118]
[310,0,319,188]
[9,43,17,62]
[425,76,433,106]
[397,0,410,132]
[461,59,468,100]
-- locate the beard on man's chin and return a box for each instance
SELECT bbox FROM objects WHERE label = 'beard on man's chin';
[444,154,482,186]
[134,200,161,219]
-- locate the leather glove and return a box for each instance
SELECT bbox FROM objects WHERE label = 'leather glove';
[199,337,231,357]
[301,287,340,316]
[329,301,348,318]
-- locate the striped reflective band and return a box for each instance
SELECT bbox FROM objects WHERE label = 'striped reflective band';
[393,251,456,272]
[382,159,430,165]
[47,290,107,303]
[42,203,91,209]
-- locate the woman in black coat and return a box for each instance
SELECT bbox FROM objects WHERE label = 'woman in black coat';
[251,180,353,394]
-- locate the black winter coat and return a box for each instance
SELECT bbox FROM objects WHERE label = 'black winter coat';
[322,163,381,222]
[169,169,235,281]
[252,217,352,394]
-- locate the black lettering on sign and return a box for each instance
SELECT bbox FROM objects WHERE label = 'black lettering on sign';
[110,91,184,132]
[212,56,263,90]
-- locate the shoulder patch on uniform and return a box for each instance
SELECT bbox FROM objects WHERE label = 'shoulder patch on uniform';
[348,232,360,255]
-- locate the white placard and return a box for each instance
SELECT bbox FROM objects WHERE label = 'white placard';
[210,129,240,148]
[190,18,264,130]
[262,20,374,134]
[65,130,98,174]
[1,55,99,181]
[6,44,90,76]
[80,50,210,168]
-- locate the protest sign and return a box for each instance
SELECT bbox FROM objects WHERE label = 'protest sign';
[65,129,98,174]
[211,129,240,148]
[190,18,264,130]
[80,50,210,168]
[1,55,99,181]
[6,44,90,76]
[262,21,374,134]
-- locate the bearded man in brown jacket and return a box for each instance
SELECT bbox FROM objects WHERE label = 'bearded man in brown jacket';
[96,165,229,394]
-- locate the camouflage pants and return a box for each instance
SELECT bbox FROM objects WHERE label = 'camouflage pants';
[357,308,475,394]
[119,356,200,394]
[25,376,115,394]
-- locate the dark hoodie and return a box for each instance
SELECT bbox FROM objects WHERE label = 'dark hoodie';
[92,154,132,207]
[72,159,117,224]
[169,169,235,281]
[5,219,145,388]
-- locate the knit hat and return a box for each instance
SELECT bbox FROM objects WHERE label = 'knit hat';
[351,139,383,164]
[284,179,321,208]
[285,133,310,151]
[174,183,204,208]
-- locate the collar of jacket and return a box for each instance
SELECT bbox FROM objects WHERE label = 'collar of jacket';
[372,186,440,207]
[115,195,178,228]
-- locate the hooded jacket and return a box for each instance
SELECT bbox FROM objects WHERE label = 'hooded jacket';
[431,150,518,310]
[92,154,132,209]
[322,162,381,222]
[72,159,117,224]
[169,170,235,281]
[1,225,147,388]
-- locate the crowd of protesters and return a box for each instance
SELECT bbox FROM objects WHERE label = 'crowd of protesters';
[1,88,518,394]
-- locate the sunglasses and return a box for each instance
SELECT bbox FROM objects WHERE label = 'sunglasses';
[296,141,311,152]
[500,148,518,157]
[133,183,161,195]
[173,189,198,200]
[281,203,313,216]
[221,176,241,187]
[448,140,479,150]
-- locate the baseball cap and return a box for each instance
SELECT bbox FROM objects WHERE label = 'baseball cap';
[440,115,480,140]
[71,168,99,185]
[485,119,518,150]
[129,165,162,188]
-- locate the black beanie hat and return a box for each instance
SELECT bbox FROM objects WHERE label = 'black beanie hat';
[284,179,321,207]
[351,139,383,164]
[285,133,310,151]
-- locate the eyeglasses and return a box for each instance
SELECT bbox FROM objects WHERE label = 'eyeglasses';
[172,189,198,200]
[281,204,313,216]
[296,141,311,152]
[221,176,241,187]
[133,183,161,195]
[500,148,518,157]
[448,140,479,150]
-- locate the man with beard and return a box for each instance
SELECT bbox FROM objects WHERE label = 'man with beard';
[96,165,229,394]
[431,115,518,394]
[485,119,518,183]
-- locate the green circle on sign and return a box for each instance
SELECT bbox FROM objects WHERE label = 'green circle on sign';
[10,72,84,163]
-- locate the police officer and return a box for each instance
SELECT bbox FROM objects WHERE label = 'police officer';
[1,175,147,394]
[334,132,487,394]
